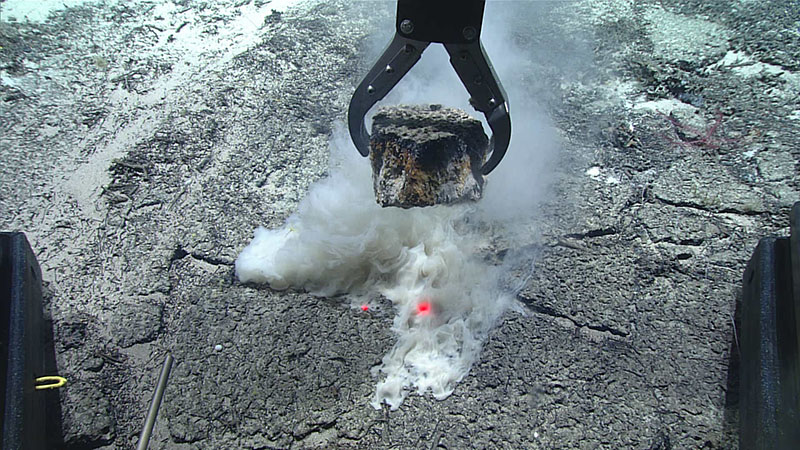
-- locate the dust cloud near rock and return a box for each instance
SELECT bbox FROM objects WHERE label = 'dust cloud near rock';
[236,126,514,409]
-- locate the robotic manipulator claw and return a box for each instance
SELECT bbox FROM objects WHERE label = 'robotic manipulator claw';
[347,0,511,175]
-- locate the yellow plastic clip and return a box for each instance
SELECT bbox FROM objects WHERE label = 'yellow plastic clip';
[35,376,67,390]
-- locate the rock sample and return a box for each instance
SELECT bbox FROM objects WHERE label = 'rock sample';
[369,104,489,208]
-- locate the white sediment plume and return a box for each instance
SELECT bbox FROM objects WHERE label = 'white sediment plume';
[236,129,512,409]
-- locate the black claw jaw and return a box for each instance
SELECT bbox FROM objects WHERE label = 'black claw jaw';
[482,102,511,175]
[347,34,429,157]
[443,41,510,175]
[347,0,511,174]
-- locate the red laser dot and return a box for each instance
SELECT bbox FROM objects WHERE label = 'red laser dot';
[361,304,369,311]
[416,301,431,316]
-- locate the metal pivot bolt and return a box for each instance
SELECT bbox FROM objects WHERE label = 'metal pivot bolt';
[462,26,477,41]
[400,19,414,35]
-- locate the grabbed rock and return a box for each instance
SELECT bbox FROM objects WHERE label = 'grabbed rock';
[369,104,489,208]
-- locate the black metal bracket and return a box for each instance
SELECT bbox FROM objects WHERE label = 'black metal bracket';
[395,0,485,45]
[740,202,800,449]
[1,232,50,449]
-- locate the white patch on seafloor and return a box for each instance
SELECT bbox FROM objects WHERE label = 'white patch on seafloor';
[0,71,20,87]
[586,166,620,184]
[266,0,305,12]
[633,98,697,116]
[643,6,729,60]
[1,0,98,23]
[708,50,800,92]
[0,0,304,23]
[586,166,602,179]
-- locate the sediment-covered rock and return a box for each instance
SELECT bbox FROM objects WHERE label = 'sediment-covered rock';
[369,104,489,208]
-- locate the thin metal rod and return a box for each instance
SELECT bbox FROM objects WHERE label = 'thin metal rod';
[137,353,174,450]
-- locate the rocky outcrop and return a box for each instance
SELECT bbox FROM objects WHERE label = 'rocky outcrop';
[369,104,489,208]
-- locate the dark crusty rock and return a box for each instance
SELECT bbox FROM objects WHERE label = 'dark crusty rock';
[369,104,489,208]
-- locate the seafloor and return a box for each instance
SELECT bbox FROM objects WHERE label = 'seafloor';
[1,0,799,448]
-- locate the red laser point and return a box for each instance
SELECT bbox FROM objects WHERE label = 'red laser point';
[416,300,431,316]
[361,304,369,311]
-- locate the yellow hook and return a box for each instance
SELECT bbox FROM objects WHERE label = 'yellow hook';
[35,376,67,390]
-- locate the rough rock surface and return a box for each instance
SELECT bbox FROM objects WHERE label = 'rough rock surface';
[369,104,488,208]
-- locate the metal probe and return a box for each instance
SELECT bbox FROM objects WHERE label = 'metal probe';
[136,354,174,450]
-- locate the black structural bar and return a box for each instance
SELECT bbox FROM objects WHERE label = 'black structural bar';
[740,202,800,449]
[1,232,46,450]
[395,0,485,44]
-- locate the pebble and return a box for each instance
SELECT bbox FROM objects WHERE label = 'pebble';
[214,344,223,352]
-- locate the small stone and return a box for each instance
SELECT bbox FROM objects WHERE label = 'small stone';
[82,356,105,372]
[214,344,223,352]
[369,104,489,208]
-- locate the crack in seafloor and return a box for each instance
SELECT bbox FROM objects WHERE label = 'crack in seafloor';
[517,295,629,338]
